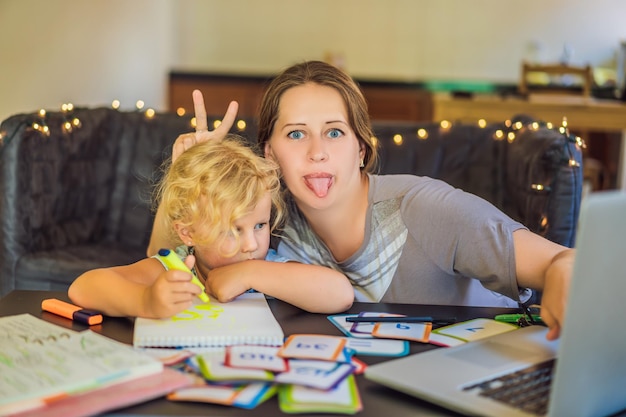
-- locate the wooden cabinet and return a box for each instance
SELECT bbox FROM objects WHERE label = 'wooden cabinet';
[168,72,433,121]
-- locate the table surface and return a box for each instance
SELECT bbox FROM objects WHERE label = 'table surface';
[0,290,518,417]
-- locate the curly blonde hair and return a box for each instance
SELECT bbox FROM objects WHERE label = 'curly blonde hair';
[155,135,284,255]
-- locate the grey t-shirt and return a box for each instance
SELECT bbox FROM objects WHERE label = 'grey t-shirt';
[276,174,530,307]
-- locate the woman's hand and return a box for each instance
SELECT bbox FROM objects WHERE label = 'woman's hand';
[171,89,239,162]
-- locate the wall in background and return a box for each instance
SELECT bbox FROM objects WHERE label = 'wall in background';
[1,0,625,122]
[0,0,174,121]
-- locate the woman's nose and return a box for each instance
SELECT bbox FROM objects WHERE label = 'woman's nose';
[307,135,328,162]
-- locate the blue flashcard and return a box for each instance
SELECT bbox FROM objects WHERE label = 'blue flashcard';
[275,359,355,390]
[343,337,409,357]
[327,314,374,338]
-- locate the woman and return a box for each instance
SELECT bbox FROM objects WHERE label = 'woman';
[149,61,572,341]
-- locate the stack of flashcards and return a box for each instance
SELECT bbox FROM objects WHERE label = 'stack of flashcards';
[163,334,365,414]
[328,312,519,347]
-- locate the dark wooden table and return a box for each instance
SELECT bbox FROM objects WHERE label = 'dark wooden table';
[0,290,517,417]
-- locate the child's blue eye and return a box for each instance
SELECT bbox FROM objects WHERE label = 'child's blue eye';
[327,129,343,139]
[288,130,304,140]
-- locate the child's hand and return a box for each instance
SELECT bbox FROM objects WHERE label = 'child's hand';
[171,90,239,162]
[204,262,254,303]
[142,269,201,318]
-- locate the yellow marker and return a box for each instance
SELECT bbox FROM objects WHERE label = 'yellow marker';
[157,248,209,303]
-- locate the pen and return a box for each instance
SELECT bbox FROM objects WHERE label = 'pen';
[41,298,103,325]
[494,313,544,326]
[157,248,210,303]
[345,316,457,324]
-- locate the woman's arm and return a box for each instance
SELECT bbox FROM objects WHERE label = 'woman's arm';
[203,260,354,314]
[512,229,574,341]
[68,257,201,318]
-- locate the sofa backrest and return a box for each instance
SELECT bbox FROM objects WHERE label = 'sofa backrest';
[0,108,581,296]
[371,118,582,247]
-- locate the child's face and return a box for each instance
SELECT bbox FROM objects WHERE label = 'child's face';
[194,192,272,270]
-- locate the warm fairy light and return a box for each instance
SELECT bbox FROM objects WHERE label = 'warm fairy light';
[111,100,120,109]
[63,121,72,132]
[176,107,186,116]
[136,100,145,110]
[236,120,246,130]
[513,121,523,130]
[145,108,156,119]
[191,117,197,128]
[371,136,379,148]
[32,122,41,130]
[507,132,516,143]
[546,122,553,129]
[477,119,487,128]
[562,117,568,128]
[42,125,50,136]
[494,130,504,140]
[61,103,74,112]
[540,216,548,228]
[531,122,539,130]
[213,120,222,129]
[559,127,567,134]
[417,128,428,139]
[440,120,451,129]
[569,159,580,167]
[39,109,46,117]
[393,134,403,145]
[504,120,512,128]
[532,184,545,191]
[72,117,81,127]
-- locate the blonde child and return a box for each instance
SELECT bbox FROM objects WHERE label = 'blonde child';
[69,135,353,318]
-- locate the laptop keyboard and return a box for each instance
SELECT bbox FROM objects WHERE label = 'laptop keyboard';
[462,358,555,416]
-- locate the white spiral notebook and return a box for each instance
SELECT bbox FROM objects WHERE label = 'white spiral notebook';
[133,292,285,348]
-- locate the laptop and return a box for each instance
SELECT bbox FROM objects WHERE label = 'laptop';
[365,191,626,417]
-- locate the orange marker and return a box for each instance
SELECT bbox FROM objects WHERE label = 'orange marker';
[41,298,103,325]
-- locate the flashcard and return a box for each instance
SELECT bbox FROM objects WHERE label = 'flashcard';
[138,347,194,365]
[427,332,467,347]
[349,356,367,374]
[432,318,518,343]
[278,374,362,414]
[225,345,288,372]
[372,321,432,343]
[193,354,274,382]
[275,359,355,390]
[349,312,406,335]
[343,337,409,357]
[327,314,374,338]
[278,334,346,361]
[168,382,276,409]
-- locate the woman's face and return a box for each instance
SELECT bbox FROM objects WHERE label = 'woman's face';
[264,83,364,211]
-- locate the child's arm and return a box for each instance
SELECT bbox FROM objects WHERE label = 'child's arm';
[68,257,201,318]
[204,260,354,313]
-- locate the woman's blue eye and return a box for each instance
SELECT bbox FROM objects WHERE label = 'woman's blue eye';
[288,130,304,140]
[327,128,343,139]
[254,223,267,230]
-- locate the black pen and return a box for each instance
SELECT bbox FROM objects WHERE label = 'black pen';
[345,316,457,324]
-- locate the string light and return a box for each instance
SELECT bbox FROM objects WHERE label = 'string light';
[112,100,121,110]
[176,107,186,116]
[393,134,403,145]
[477,119,487,128]
[135,100,145,110]
[417,128,428,139]
[212,120,222,129]
[236,120,246,131]
[145,108,156,119]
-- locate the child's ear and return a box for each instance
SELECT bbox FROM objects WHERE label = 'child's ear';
[174,224,194,247]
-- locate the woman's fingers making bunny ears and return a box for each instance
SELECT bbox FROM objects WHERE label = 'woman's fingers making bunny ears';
[171,90,240,162]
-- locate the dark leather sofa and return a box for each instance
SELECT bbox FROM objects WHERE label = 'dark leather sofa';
[0,108,582,297]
